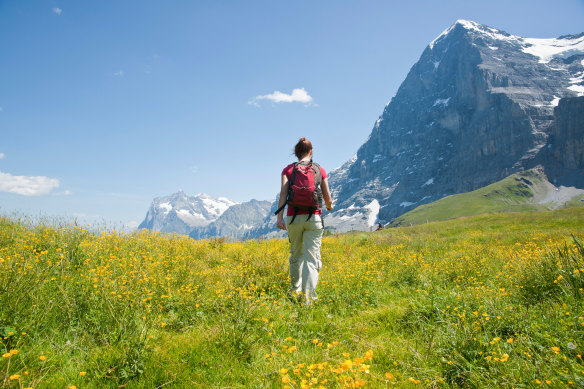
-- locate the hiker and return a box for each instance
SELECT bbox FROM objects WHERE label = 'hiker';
[275,137,333,304]
[376,222,383,231]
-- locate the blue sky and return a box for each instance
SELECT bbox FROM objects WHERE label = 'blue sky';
[1,0,583,228]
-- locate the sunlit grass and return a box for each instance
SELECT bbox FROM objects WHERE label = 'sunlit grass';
[1,208,584,387]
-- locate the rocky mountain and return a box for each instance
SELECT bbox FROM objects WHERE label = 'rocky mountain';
[189,199,272,240]
[242,195,287,240]
[322,20,584,232]
[138,191,237,235]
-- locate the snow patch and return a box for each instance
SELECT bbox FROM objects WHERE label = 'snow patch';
[364,199,380,227]
[159,202,172,214]
[176,209,206,226]
[433,61,440,70]
[569,67,584,96]
[339,212,363,221]
[433,97,451,107]
[568,84,584,96]
[550,96,561,107]
[522,35,584,63]
[422,178,434,187]
[487,45,499,51]
[372,154,385,163]
[202,197,235,217]
[400,202,415,207]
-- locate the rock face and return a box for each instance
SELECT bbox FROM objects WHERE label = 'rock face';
[242,195,286,240]
[138,191,237,234]
[324,20,584,232]
[544,96,584,186]
[189,199,272,240]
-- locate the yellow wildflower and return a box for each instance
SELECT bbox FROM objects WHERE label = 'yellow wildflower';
[341,359,353,371]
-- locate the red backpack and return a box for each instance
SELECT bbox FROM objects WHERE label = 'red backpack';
[275,161,323,224]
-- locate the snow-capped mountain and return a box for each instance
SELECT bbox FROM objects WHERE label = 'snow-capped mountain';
[138,191,237,235]
[323,20,584,232]
[189,199,272,240]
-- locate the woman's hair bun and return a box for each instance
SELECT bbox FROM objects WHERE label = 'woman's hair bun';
[294,137,313,159]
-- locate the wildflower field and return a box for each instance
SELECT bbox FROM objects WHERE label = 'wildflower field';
[1,208,584,388]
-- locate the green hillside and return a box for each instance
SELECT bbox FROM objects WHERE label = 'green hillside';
[389,167,584,227]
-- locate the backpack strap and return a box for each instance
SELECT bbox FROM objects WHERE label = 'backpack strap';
[289,162,299,188]
[274,163,298,216]
[274,203,286,215]
[289,207,298,224]
[310,162,322,186]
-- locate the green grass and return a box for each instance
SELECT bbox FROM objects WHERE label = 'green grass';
[389,168,580,227]
[1,208,584,387]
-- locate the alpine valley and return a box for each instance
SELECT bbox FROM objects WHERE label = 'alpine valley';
[139,20,584,239]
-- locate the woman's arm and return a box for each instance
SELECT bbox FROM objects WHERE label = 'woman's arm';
[321,177,333,211]
[276,175,289,230]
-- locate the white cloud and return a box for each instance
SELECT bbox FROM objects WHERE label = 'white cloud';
[0,153,4,159]
[0,106,3,111]
[113,70,124,77]
[53,7,62,15]
[0,171,60,196]
[61,189,73,195]
[189,165,198,174]
[249,88,314,106]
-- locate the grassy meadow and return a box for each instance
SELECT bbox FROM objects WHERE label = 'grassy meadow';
[1,208,584,388]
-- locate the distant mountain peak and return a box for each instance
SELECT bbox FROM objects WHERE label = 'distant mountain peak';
[138,191,237,234]
[429,19,516,50]
[429,19,584,67]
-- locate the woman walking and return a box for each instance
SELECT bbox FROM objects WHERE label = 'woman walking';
[276,137,333,304]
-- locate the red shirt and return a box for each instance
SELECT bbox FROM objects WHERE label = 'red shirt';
[282,162,327,216]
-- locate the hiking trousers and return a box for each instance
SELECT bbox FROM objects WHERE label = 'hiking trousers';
[286,214,323,303]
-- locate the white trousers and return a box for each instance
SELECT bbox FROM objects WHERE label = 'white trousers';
[286,214,323,303]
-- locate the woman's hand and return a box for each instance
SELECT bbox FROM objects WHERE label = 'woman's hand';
[325,202,333,211]
[276,217,287,231]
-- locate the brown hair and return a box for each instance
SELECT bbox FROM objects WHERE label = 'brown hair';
[294,137,313,160]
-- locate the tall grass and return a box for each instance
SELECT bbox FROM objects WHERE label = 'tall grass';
[1,208,584,388]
